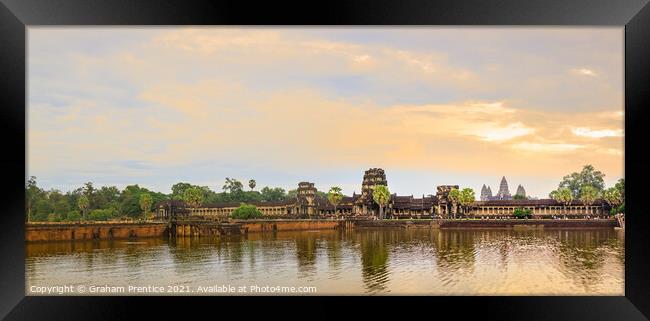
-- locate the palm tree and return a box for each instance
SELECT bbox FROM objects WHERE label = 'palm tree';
[327,186,344,218]
[603,187,622,212]
[557,187,573,216]
[372,185,391,220]
[249,179,256,191]
[139,193,153,221]
[448,188,460,219]
[183,187,204,208]
[579,185,598,216]
[77,195,89,222]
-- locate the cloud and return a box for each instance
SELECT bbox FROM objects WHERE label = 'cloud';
[511,142,584,153]
[27,27,624,197]
[571,127,623,138]
[570,68,598,77]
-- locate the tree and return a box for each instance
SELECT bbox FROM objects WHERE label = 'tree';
[553,187,573,216]
[139,193,153,220]
[513,194,527,200]
[579,185,599,214]
[223,178,244,194]
[372,185,390,220]
[459,188,476,216]
[513,208,532,219]
[249,179,256,191]
[25,176,40,222]
[603,187,622,214]
[77,195,90,221]
[183,187,204,208]
[448,188,461,219]
[260,186,287,202]
[171,182,194,200]
[230,204,263,220]
[327,186,344,217]
[83,182,96,209]
[119,185,145,218]
[558,164,605,199]
[615,178,625,203]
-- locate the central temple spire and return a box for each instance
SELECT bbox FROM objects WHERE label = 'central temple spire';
[496,176,512,200]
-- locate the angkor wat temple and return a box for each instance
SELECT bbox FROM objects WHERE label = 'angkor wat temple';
[156,168,610,220]
[480,176,526,201]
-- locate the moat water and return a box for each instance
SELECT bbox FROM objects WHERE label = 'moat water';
[26,228,624,295]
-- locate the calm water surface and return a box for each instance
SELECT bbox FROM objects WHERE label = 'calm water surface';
[26,228,624,295]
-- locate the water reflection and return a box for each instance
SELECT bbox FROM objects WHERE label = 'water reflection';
[358,230,390,294]
[26,228,624,295]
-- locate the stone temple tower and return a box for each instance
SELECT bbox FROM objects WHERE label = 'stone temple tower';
[355,168,387,215]
[495,176,512,200]
[296,182,317,217]
[480,184,494,201]
[515,184,526,198]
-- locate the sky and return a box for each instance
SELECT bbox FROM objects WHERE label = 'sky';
[27,27,624,198]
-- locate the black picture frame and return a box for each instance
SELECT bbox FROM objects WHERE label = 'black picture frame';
[1,0,649,320]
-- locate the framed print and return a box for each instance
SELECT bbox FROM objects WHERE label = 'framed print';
[1,0,649,320]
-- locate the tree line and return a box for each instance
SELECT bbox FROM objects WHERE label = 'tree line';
[548,165,624,215]
[25,164,624,222]
[24,177,318,222]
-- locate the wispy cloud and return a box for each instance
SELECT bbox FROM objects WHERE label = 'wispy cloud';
[570,68,598,77]
[572,127,623,138]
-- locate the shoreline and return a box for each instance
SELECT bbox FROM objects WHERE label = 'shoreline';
[25,218,619,242]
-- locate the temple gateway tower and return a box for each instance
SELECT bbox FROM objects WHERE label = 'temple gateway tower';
[296,182,317,217]
[354,168,387,216]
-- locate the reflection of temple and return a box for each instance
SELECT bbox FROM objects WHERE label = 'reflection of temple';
[156,168,611,220]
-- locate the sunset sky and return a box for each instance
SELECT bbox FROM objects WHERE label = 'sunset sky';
[28,27,624,198]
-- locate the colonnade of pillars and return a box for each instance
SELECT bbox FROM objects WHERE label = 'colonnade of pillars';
[471,206,603,215]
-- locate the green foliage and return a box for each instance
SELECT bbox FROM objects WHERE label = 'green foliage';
[171,182,194,200]
[249,179,256,191]
[613,203,625,215]
[458,188,475,216]
[579,185,599,206]
[33,199,53,221]
[25,176,41,221]
[513,194,527,200]
[327,186,344,209]
[459,188,475,206]
[65,210,81,222]
[223,177,244,194]
[230,204,263,219]
[87,208,116,221]
[23,177,315,222]
[558,164,605,199]
[513,207,533,219]
[47,213,63,222]
[448,188,460,205]
[372,185,391,207]
[551,187,574,206]
[139,193,153,219]
[95,186,121,209]
[77,195,90,219]
[615,178,625,202]
[260,186,287,202]
[602,187,622,207]
[183,187,204,208]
